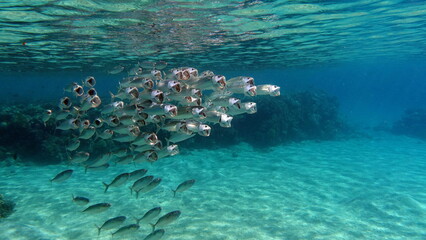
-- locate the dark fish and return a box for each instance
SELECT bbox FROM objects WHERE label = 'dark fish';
[50,169,73,183]
[85,163,110,173]
[103,173,130,193]
[151,210,181,231]
[143,229,165,240]
[96,216,126,236]
[173,179,196,197]
[112,224,139,237]
[82,203,111,214]
[72,195,90,205]
[135,207,162,224]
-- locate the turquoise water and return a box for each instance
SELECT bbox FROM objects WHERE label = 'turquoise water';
[1,0,426,240]
[1,134,426,239]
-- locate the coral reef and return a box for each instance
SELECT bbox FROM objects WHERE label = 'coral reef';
[0,194,15,219]
[392,109,426,139]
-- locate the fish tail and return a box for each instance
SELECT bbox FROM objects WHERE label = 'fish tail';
[84,166,88,174]
[95,224,101,236]
[172,189,176,198]
[103,182,109,193]
[129,186,133,196]
[136,189,140,199]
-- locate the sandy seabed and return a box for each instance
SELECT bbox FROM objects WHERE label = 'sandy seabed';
[1,133,426,240]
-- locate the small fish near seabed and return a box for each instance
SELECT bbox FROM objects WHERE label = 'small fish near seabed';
[150,210,181,231]
[128,169,148,181]
[72,195,90,205]
[111,224,140,238]
[82,203,111,214]
[135,207,162,224]
[172,179,196,197]
[143,229,165,240]
[95,216,126,236]
[103,172,130,193]
[50,169,73,183]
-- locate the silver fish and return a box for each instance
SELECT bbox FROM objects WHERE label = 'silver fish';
[102,101,124,115]
[119,115,136,125]
[139,89,164,104]
[111,87,139,100]
[132,132,158,146]
[86,152,112,168]
[50,169,73,183]
[185,121,211,136]
[82,203,111,214]
[256,84,280,96]
[57,118,80,131]
[107,115,120,127]
[112,224,139,238]
[108,65,125,75]
[128,169,148,181]
[96,216,126,236]
[59,97,72,109]
[66,139,80,152]
[204,111,233,128]
[79,126,96,139]
[84,76,96,88]
[157,144,179,159]
[42,109,52,125]
[227,76,254,85]
[134,150,158,163]
[173,179,195,197]
[69,151,90,164]
[121,76,154,89]
[143,104,178,118]
[227,102,257,115]
[143,229,165,240]
[157,80,181,93]
[72,195,90,205]
[85,163,110,173]
[97,129,114,140]
[55,110,70,121]
[93,118,104,128]
[136,177,162,198]
[151,210,181,230]
[135,207,162,224]
[167,132,195,144]
[228,84,256,96]
[103,173,130,192]
[72,84,84,97]
[80,95,101,111]
[116,155,134,165]
[79,119,91,131]
[172,106,206,120]
[111,149,128,158]
[130,175,154,195]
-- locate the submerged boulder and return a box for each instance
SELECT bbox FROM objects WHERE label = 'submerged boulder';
[392,109,426,139]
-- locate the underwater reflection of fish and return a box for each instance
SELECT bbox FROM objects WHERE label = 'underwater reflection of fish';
[172,179,196,197]
[150,210,181,231]
[95,216,126,236]
[82,203,111,214]
[50,169,73,183]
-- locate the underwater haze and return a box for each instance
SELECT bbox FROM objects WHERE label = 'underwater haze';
[1,0,426,240]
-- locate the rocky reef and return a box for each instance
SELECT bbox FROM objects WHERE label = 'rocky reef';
[0,91,345,164]
[392,109,426,139]
[0,194,15,219]
[181,91,346,148]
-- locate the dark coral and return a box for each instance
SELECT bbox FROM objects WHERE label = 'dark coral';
[0,194,15,219]
[392,109,426,139]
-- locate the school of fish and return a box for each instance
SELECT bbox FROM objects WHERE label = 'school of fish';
[47,62,280,239]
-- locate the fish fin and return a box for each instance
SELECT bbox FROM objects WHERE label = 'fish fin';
[129,186,133,196]
[103,182,109,193]
[109,91,115,100]
[132,215,140,225]
[172,189,176,198]
[136,189,140,199]
[95,224,101,236]
[149,223,155,232]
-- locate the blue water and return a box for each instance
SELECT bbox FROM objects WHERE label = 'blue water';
[1,0,426,239]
